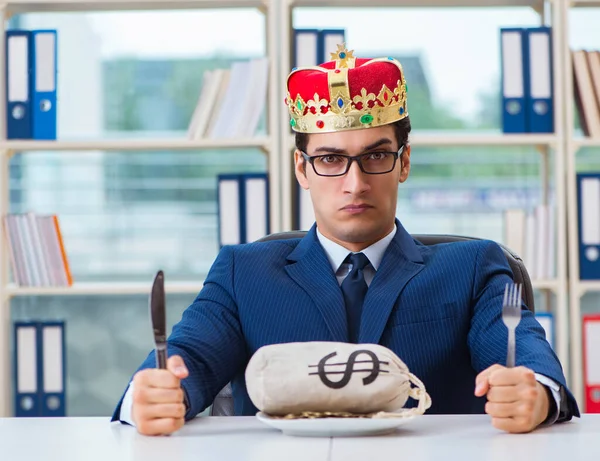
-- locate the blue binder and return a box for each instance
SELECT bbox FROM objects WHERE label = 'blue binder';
[293,176,302,231]
[30,30,58,140]
[293,29,320,68]
[5,30,33,139]
[14,321,66,417]
[240,173,270,243]
[40,321,66,417]
[14,322,40,417]
[217,174,244,248]
[535,312,555,349]
[577,173,600,280]
[217,173,270,247]
[318,29,346,64]
[500,28,528,133]
[525,27,554,133]
[293,179,315,231]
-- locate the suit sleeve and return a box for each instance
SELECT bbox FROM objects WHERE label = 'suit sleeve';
[466,240,580,421]
[111,245,246,422]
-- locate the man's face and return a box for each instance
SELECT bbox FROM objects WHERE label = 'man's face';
[294,125,411,251]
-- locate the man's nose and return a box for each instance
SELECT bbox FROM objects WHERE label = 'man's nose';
[342,159,370,194]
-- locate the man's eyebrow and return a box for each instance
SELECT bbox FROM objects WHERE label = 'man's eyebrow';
[313,146,347,154]
[312,138,393,155]
[363,138,393,151]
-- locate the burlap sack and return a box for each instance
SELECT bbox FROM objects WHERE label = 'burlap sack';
[245,341,432,419]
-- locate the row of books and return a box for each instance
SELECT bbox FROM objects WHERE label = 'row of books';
[187,28,344,142]
[503,204,555,281]
[187,57,269,140]
[573,49,600,138]
[5,29,58,140]
[500,27,554,134]
[2,213,73,287]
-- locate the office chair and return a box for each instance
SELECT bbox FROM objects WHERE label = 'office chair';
[209,231,534,416]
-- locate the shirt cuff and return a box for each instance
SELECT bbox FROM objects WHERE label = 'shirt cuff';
[534,373,561,426]
[119,381,136,426]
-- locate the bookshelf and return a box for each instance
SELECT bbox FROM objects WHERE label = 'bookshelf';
[287,132,560,149]
[6,280,203,296]
[399,133,559,147]
[562,0,600,409]
[3,0,269,13]
[0,0,585,417]
[0,137,271,153]
[278,0,570,387]
[290,0,545,7]
[0,0,279,417]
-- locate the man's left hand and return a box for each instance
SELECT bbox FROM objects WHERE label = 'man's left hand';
[475,364,550,433]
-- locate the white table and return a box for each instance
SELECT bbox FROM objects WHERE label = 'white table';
[331,414,600,461]
[0,415,598,461]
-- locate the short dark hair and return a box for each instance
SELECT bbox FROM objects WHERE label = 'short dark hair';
[294,116,412,154]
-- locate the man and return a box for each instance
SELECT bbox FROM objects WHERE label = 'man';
[112,46,579,435]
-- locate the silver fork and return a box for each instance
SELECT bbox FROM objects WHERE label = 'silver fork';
[502,282,522,368]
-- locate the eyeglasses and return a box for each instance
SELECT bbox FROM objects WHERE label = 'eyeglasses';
[300,146,404,177]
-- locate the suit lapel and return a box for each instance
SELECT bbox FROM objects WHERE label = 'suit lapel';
[285,228,348,342]
[359,220,425,344]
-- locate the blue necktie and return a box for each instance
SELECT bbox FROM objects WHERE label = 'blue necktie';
[341,252,370,343]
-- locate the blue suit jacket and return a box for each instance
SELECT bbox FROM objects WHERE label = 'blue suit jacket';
[112,221,579,421]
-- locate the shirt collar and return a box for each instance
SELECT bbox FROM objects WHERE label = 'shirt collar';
[316,225,397,273]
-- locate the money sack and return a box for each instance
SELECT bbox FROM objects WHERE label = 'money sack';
[245,341,431,417]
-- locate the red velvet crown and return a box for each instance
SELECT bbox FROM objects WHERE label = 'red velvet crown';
[286,45,408,133]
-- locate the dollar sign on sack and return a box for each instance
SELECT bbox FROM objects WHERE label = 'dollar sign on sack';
[308,350,389,389]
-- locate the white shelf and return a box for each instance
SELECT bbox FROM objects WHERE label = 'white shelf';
[532,279,561,291]
[5,281,202,297]
[406,132,558,147]
[574,280,600,296]
[3,0,267,13]
[0,137,270,153]
[571,0,600,7]
[290,0,542,7]
[573,137,600,150]
[287,132,557,149]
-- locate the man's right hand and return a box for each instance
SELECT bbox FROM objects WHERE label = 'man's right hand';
[131,355,189,436]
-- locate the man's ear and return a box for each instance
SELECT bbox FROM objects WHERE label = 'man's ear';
[294,150,309,189]
[399,144,411,183]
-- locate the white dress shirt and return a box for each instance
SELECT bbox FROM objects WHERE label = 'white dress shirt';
[120,225,561,425]
[317,225,396,287]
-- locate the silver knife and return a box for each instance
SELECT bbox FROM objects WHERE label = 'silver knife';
[150,270,167,369]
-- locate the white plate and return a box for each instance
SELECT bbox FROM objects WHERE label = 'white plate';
[255,411,415,437]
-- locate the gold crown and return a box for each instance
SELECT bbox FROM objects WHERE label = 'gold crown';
[286,45,408,134]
